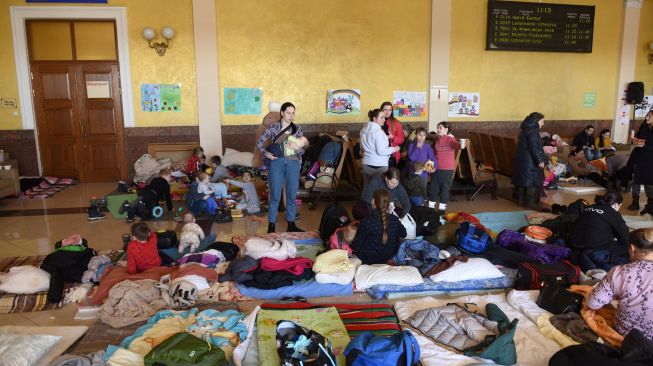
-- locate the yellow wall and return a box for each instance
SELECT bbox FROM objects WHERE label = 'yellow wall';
[635,0,653,97]
[0,0,198,130]
[216,0,431,126]
[449,0,622,122]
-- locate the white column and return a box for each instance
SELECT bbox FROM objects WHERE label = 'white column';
[428,0,452,132]
[192,0,222,157]
[612,0,643,143]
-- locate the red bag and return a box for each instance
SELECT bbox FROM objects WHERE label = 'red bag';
[515,260,580,290]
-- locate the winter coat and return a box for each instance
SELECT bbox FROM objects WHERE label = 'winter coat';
[568,204,629,250]
[627,145,653,185]
[392,239,440,275]
[572,132,594,148]
[512,116,546,188]
[636,122,653,141]
[496,230,571,264]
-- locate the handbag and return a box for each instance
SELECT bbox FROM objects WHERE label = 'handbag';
[400,213,417,240]
[537,282,584,314]
[144,332,227,366]
[344,330,420,366]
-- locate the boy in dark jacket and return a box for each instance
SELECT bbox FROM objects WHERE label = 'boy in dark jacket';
[405,161,427,206]
[120,170,173,223]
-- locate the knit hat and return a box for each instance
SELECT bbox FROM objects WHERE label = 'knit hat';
[313,249,352,273]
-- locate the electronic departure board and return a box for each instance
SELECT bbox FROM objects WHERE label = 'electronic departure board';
[486,0,595,53]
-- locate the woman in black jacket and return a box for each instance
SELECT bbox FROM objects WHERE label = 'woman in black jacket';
[568,190,630,271]
[512,112,547,209]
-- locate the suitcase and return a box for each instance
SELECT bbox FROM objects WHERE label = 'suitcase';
[156,230,178,249]
[515,260,580,290]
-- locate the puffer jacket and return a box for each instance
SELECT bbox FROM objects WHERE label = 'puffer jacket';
[392,239,440,275]
[407,304,499,351]
[512,115,546,188]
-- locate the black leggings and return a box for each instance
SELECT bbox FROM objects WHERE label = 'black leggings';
[429,170,454,203]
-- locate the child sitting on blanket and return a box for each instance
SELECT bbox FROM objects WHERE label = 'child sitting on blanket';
[126,222,161,274]
[224,172,260,214]
[186,172,217,216]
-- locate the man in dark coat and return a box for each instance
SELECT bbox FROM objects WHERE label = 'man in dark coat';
[512,112,546,210]
[626,139,653,215]
[572,125,600,160]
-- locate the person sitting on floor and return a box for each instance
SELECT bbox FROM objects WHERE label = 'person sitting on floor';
[568,146,608,187]
[224,171,261,214]
[126,222,161,274]
[568,190,630,271]
[119,169,173,223]
[405,161,428,206]
[186,171,217,216]
[586,228,653,340]
[351,189,407,265]
[185,146,206,177]
[207,155,229,198]
[361,167,411,217]
[595,129,616,156]
[572,125,600,161]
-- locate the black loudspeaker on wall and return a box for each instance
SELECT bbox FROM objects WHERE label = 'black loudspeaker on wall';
[627,82,645,104]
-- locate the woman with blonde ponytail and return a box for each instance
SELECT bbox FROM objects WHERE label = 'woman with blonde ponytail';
[351,189,407,264]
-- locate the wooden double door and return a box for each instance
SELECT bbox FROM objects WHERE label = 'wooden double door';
[31,62,126,182]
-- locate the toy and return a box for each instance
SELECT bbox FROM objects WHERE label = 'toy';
[178,212,205,253]
[424,160,436,173]
[152,206,164,218]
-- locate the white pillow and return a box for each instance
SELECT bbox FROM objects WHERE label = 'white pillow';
[0,265,50,294]
[0,331,60,366]
[222,148,254,167]
[355,264,424,290]
[429,258,504,283]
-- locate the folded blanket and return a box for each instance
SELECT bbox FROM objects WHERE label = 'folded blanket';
[260,257,313,276]
[313,249,351,273]
[237,280,352,300]
[355,264,423,290]
[315,257,361,285]
[244,238,296,261]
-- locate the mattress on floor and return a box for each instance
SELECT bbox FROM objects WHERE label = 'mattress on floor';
[394,293,562,366]
[237,279,352,300]
[366,267,517,300]
[557,184,606,194]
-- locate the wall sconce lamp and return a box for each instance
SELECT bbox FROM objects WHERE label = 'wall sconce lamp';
[649,42,653,64]
[142,27,175,56]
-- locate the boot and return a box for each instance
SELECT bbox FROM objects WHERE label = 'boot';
[628,199,640,211]
[516,187,527,207]
[526,187,549,212]
[118,200,130,215]
[287,221,304,233]
[267,222,275,234]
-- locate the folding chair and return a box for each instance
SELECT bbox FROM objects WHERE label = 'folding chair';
[307,136,350,210]
[465,138,498,201]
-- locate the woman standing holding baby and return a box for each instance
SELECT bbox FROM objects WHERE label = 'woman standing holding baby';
[256,102,307,233]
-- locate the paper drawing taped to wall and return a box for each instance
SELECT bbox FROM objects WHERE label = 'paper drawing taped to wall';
[326,89,361,114]
[635,95,653,118]
[141,83,181,112]
[224,88,262,115]
[448,92,480,117]
[393,91,427,117]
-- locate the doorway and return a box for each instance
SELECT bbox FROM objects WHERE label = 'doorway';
[27,20,126,182]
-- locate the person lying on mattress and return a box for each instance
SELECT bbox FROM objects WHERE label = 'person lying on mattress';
[586,228,653,340]
[568,190,630,272]
[351,189,406,265]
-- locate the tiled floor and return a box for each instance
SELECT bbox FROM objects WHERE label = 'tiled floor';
[0,177,638,328]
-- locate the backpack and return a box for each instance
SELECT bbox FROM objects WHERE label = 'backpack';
[156,274,198,308]
[276,321,337,366]
[536,282,584,315]
[344,330,420,366]
[409,206,440,237]
[515,260,581,290]
[144,332,227,366]
[456,221,491,254]
[318,140,343,166]
[329,226,353,255]
[319,203,351,242]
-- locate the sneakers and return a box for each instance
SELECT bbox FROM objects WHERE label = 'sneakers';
[438,203,447,212]
[87,207,106,221]
[118,200,130,215]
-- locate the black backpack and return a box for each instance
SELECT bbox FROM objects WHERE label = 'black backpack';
[410,206,440,237]
[319,203,350,242]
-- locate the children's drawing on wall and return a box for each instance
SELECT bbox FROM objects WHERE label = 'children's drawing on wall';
[448,92,480,117]
[224,88,263,115]
[141,83,181,112]
[393,91,427,117]
[326,89,360,114]
[634,95,653,118]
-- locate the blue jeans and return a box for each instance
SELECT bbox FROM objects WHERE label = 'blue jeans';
[410,196,424,206]
[189,200,208,216]
[268,157,300,223]
[584,147,600,161]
